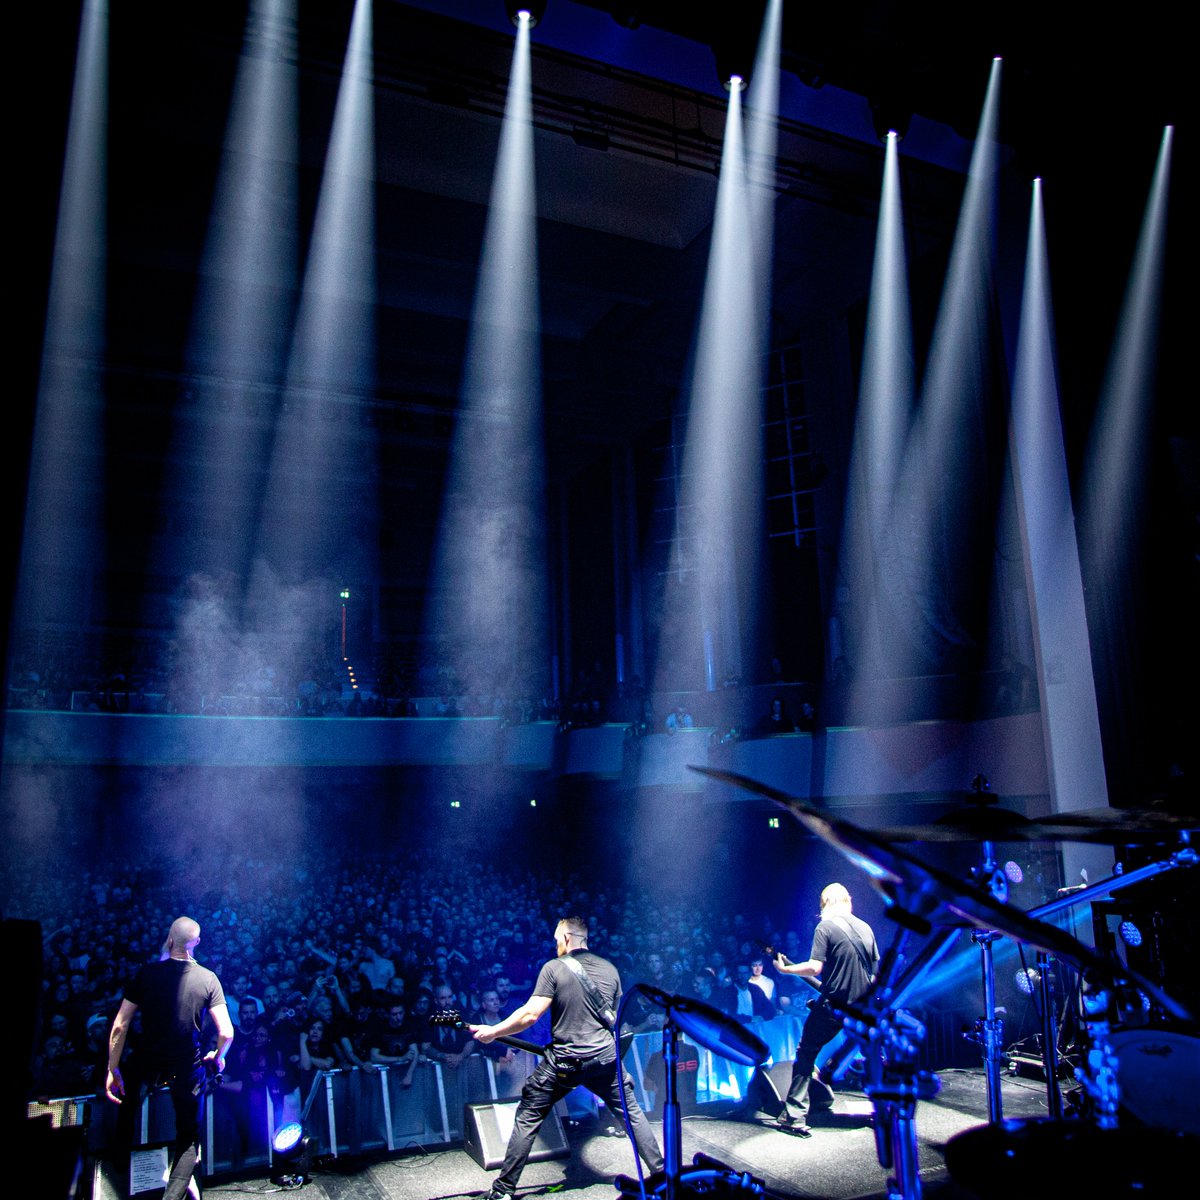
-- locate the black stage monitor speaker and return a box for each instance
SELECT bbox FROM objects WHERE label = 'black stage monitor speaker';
[740,1061,834,1118]
[463,1101,570,1170]
[741,1061,795,1117]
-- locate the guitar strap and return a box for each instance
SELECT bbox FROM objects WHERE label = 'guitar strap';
[828,915,875,977]
[560,953,617,1031]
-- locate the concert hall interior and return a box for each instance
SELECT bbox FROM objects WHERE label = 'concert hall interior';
[4,3,1195,1199]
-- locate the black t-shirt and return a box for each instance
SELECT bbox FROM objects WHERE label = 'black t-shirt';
[371,1017,414,1059]
[125,959,226,1069]
[532,950,620,1060]
[810,915,878,1008]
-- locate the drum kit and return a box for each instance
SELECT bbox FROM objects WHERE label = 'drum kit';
[683,766,1200,1200]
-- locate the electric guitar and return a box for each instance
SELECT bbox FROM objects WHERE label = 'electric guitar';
[429,1009,548,1057]
[755,942,822,998]
[429,1009,637,1058]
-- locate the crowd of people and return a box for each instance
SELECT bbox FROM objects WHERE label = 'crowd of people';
[16,851,816,1107]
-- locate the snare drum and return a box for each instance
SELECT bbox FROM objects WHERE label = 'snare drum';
[1109,1028,1200,1134]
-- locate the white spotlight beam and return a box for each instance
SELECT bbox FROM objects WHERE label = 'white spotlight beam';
[254,0,376,652]
[657,82,760,697]
[1077,126,1173,789]
[165,0,301,708]
[16,0,108,630]
[1009,177,1109,851]
[882,58,1002,677]
[1081,127,1173,586]
[839,130,916,694]
[429,14,547,700]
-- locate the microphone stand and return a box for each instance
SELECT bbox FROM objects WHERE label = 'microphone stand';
[660,1023,681,1200]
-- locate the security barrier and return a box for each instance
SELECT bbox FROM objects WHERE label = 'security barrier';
[35,1016,807,1179]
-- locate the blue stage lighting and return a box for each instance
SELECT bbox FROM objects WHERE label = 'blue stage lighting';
[273,1122,303,1154]
[1014,967,1040,995]
[1119,920,1142,948]
[271,1121,313,1187]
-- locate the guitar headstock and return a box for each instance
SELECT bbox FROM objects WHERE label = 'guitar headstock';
[429,1009,464,1027]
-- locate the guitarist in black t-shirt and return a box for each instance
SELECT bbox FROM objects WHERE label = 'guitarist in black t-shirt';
[466,915,664,1200]
[772,884,878,1136]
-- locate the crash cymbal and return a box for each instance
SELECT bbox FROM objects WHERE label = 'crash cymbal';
[1036,806,1198,838]
[868,806,1197,844]
[867,804,1044,843]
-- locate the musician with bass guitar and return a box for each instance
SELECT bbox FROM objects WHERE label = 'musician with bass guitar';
[770,883,878,1136]
[463,915,664,1200]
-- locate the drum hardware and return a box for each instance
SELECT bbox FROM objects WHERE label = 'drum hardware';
[690,766,1199,1200]
[614,984,769,1200]
[837,929,941,1200]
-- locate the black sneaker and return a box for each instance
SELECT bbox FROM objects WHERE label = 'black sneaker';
[776,1116,811,1138]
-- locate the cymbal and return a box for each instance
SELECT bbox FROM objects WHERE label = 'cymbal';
[868,805,1197,844]
[1036,806,1198,839]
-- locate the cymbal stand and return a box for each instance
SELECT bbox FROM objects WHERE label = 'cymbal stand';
[963,839,1007,1123]
[1024,845,1197,1107]
[1074,993,1121,1129]
[1035,951,1063,1119]
[837,926,940,1200]
[660,1022,682,1200]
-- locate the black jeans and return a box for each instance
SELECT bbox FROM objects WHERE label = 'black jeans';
[784,1006,843,1124]
[493,1052,663,1195]
[115,1060,206,1200]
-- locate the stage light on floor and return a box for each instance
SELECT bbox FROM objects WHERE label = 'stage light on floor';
[271,1121,313,1187]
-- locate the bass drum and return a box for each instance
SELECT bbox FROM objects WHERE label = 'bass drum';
[1109,1027,1200,1134]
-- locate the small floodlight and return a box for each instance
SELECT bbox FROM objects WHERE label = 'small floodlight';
[1119,920,1142,948]
[1004,861,1024,885]
[1014,967,1040,995]
[271,1121,313,1186]
[724,72,747,93]
[505,0,546,26]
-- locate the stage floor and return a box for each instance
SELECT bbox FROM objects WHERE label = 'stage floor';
[194,1070,1051,1200]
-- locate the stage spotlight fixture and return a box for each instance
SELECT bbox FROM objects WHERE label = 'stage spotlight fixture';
[1119,920,1142,948]
[505,0,546,26]
[1004,861,1024,885]
[271,1121,313,1187]
[870,96,913,143]
[723,72,748,92]
[1014,967,1040,996]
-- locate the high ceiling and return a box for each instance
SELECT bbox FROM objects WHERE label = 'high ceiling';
[7,2,1190,615]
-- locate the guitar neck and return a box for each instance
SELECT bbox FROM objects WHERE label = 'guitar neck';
[494,1033,546,1057]
[430,1012,547,1058]
[758,946,821,993]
